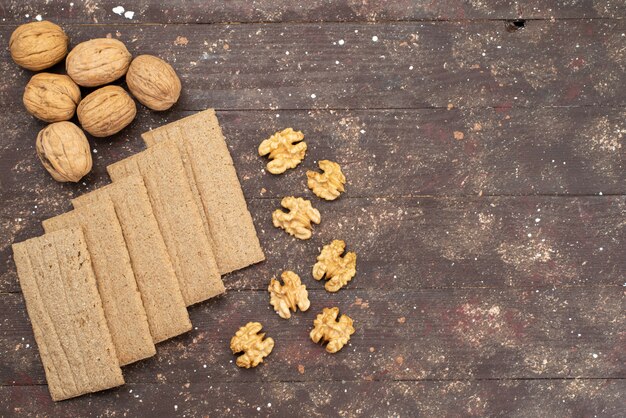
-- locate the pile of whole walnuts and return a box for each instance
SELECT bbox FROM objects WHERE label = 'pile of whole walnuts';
[9,20,182,182]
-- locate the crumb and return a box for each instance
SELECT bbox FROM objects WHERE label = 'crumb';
[397,317,406,324]
[298,364,305,374]
[175,36,189,46]
[453,131,464,140]
[447,103,454,110]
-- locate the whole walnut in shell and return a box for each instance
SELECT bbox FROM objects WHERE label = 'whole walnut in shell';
[77,86,137,137]
[126,55,182,111]
[23,73,81,122]
[9,21,69,71]
[66,38,132,87]
[36,121,92,182]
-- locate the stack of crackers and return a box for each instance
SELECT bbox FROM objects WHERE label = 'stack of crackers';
[12,109,264,401]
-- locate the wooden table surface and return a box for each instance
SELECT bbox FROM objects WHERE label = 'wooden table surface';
[1,1,624,416]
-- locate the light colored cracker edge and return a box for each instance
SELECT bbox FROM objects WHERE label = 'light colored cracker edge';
[42,197,156,365]
[107,142,225,306]
[12,228,124,401]
[142,108,264,274]
[72,176,192,343]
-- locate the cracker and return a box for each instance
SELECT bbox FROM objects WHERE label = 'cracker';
[42,197,155,365]
[72,176,191,342]
[142,109,264,274]
[12,228,124,401]
[107,142,225,306]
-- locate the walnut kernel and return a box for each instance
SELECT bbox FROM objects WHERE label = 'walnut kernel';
[230,322,274,368]
[307,160,346,200]
[310,307,355,353]
[258,128,307,174]
[272,197,321,240]
[313,240,357,292]
[268,271,310,319]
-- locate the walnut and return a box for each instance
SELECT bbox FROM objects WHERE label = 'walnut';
[36,121,92,183]
[126,55,182,111]
[9,21,69,71]
[23,73,81,122]
[230,322,274,368]
[307,160,346,200]
[66,38,132,87]
[272,197,321,240]
[313,240,357,292]
[258,128,307,174]
[310,307,355,353]
[268,271,310,319]
[77,85,137,137]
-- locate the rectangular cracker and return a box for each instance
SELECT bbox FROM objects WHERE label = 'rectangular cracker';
[107,141,225,306]
[72,176,191,342]
[142,109,264,274]
[12,228,124,401]
[42,197,156,365]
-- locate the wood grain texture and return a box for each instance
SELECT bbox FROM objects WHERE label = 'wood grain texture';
[1,107,624,201]
[2,379,624,417]
[2,287,624,386]
[2,20,626,110]
[2,196,624,293]
[1,0,624,413]
[1,0,625,24]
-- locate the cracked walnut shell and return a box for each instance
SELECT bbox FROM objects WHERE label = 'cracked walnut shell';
[272,197,321,240]
[313,240,357,292]
[307,160,346,200]
[23,73,81,122]
[66,38,132,87]
[36,121,92,183]
[230,322,274,368]
[126,55,182,111]
[10,21,69,71]
[258,128,307,174]
[310,307,355,353]
[268,271,311,319]
[77,86,137,137]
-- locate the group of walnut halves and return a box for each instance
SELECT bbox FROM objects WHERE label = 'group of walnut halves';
[259,127,357,293]
[229,129,357,368]
[259,128,346,240]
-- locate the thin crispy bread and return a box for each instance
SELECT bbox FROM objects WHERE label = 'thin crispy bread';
[142,109,264,274]
[107,141,225,306]
[72,176,191,342]
[12,228,124,401]
[42,197,156,365]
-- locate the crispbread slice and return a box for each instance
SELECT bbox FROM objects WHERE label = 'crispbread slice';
[42,197,155,365]
[12,228,124,401]
[107,141,225,306]
[72,176,191,342]
[142,109,264,274]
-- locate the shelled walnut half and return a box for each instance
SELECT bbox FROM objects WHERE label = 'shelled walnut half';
[268,271,311,319]
[313,240,357,292]
[310,307,355,353]
[272,196,321,240]
[230,322,274,368]
[307,160,346,200]
[258,128,307,174]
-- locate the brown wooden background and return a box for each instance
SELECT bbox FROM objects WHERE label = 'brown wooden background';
[0,1,624,416]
